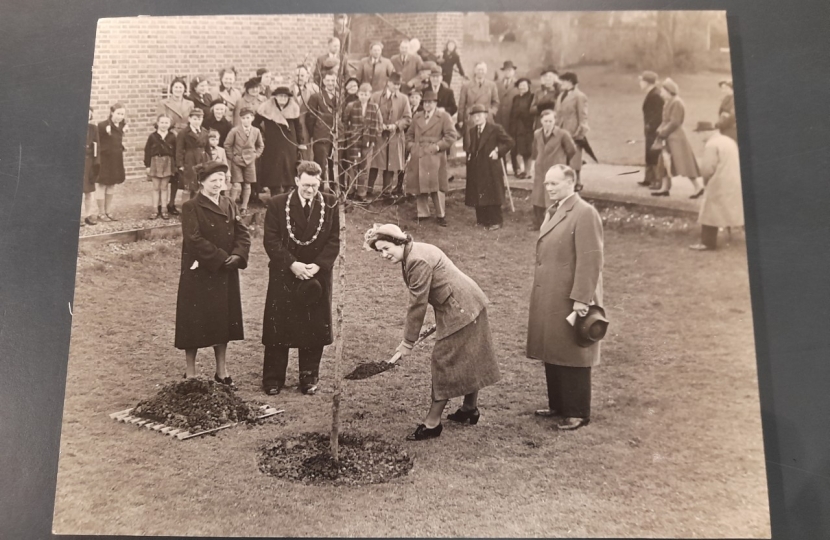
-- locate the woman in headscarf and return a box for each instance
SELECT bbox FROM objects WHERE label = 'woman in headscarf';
[364,224,502,441]
[716,79,737,142]
[651,78,704,198]
[175,161,250,385]
[254,86,306,197]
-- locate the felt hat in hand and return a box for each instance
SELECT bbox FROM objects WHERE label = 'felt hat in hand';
[296,277,323,307]
[575,305,609,348]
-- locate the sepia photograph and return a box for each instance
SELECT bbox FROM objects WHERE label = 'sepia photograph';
[52,10,770,537]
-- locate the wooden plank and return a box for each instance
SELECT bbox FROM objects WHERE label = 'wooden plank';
[178,423,235,440]
[109,408,133,419]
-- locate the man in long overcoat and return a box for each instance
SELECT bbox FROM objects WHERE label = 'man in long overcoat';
[457,62,500,130]
[306,69,339,188]
[262,160,340,395]
[689,122,744,251]
[555,72,589,180]
[368,72,412,198]
[463,104,514,230]
[638,71,664,188]
[404,90,458,226]
[356,41,395,93]
[527,164,604,431]
[528,109,577,230]
[494,60,520,175]
[391,39,424,87]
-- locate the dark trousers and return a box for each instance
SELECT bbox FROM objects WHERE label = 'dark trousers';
[532,205,547,230]
[169,179,179,208]
[313,141,334,190]
[263,345,324,388]
[701,224,719,250]
[475,205,503,226]
[544,363,592,418]
[367,168,396,195]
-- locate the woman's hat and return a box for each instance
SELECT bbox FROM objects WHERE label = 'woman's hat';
[662,77,679,95]
[344,76,360,87]
[500,60,517,70]
[639,70,658,84]
[693,121,717,132]
[272,86,292,97]
[363,223,409,251]
[296,277,323,307]
[244,77,262,90]
[194,160,229,182]
[515,77,531,88]
[470,104,488,115]
[209,97,226,108]
[575,305,609,348]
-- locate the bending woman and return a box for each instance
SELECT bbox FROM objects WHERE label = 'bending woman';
[364,224,501,441]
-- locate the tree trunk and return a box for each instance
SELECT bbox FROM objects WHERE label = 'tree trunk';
[329,96,345,463]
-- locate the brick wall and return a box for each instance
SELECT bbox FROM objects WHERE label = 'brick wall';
[90,15,331,180]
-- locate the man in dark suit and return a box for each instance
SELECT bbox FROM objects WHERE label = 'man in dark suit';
[262,160,341,396]
[463,104,514,231]
[314,37,342,87]
[638,70,664,188]
[306,67,339,189]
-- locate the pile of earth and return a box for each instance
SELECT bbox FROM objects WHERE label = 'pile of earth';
[132,378,260,432]
[258,432,414,486]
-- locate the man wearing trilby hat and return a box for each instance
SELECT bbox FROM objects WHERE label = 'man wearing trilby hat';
[261,160,340,396]
[527,164,606,431]
[495,60,521,175]
[404,89,458,226]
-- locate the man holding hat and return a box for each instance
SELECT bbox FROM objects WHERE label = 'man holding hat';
[689,120,744,251]
[464,103,514,231]
[638,70,665,189]
[527,164,605,431]
[404,89,458,226]
[368,72,412,198]
[261,160,341,396]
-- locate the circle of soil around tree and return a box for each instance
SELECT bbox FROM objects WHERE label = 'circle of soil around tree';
[258,432,414,486]
[132,378,261,432]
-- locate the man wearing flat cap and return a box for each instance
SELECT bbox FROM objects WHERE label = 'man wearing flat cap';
[639,70,664,189]
[262,160,340,396]
[368,72,412,198]
[405,89,458,226]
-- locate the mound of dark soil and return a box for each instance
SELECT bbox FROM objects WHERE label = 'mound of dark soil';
[258,432,414,486]
[132,378,259,432]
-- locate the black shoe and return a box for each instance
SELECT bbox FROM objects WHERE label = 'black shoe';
[637,180,650,187]
[406,423,443,441]
[534,408,560,418]
[557,417,590,431]
[447,408,480,425]
[690,188,705,200]
[214,373,236,389]
[167,204,180,216]
[84,216,97,226]
[436,216,448,227]
[651,190,670,197]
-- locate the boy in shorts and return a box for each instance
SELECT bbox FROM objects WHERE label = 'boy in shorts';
[224,107,264,214]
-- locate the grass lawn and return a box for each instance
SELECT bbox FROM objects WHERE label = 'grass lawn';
[54,193,769,537]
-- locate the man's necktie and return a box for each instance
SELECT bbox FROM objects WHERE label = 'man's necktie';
[303,201,311,219]
[548,202,560,219]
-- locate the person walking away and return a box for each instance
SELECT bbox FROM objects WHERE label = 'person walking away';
[463,104,514,231]
[688,121,744,251]
[367,72,412,198]
[527,164,605,431]
[224,107,265,215]
[405,90,458,226]
[651,78,704,198]
[638,71,664,189]
[526,109,576,231]
[261,161,341,396]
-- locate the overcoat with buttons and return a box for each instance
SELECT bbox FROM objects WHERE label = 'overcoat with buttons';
[404,109,457,195]
[530,126,577,208]
[526,194,604,367]
[463,121,514,207]
[175,193,251,350]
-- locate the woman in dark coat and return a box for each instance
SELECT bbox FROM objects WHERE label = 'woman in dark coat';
[509,78,534,179]
[717,80,737,142]
[261,160,340,396]
[175,161,251,385]
[95,103,128,221]
[463,104,514,230]
[364,223,502,441]
[530,67,560,130]
[82,107,100,226]
[254,86,306,197]
[437,39,465,87]
[202,99,232,148]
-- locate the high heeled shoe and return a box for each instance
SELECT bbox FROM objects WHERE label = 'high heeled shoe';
[406,423,443,441]
[214,373,236,389]
[447,407,480,425]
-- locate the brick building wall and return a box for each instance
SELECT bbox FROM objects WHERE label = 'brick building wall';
[90,15,331,180]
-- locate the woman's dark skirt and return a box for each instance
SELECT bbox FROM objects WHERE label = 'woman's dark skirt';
[431,308,501,401]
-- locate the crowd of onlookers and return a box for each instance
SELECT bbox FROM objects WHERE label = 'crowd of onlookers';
[82,14,743,248]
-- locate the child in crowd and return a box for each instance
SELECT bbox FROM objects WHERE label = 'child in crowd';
[176,108,211,201]
[224,107,264,215]
[81,106,100,226]
[203,98,232,147]
[144,114,177,220]
[96,103,129,222]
